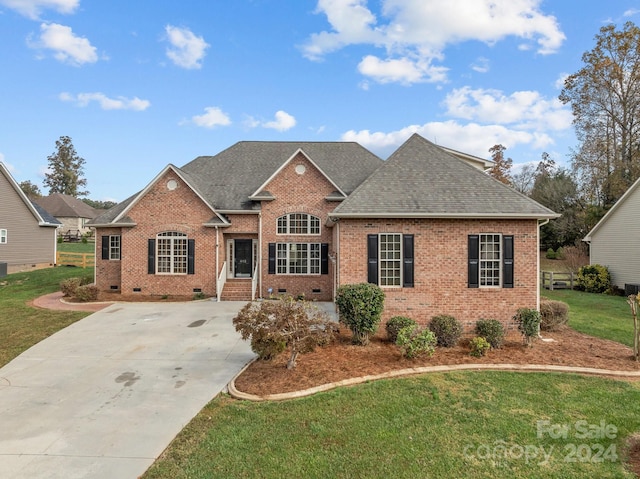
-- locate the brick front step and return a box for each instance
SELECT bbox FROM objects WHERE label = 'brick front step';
[220,279,253,301]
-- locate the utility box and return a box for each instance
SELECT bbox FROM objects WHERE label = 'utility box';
[625,284,640,296]
[0,262,7,278]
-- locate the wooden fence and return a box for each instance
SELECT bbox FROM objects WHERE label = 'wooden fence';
[541,271,576,290]
[56,251,95,269]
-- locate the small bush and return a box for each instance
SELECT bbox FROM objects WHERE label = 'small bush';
[60,277,82,297]
[475,319,505,349]
[555,247,565,260]
[386,316,417,343]
[335,283,385,345]
[252,337,287,360]
[576,264,611,294]
[428,314,463,348]
[469,336,491,357]
[396,325,436,359]
[74,284,99,302]
[546,248,556,260]
[513,308,540,347]
[539,299,569,331]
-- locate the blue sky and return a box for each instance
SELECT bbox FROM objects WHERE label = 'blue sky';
[1,0,638,202]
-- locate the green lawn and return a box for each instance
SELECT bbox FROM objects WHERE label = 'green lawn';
[0,266,93,367]
[542,289,632,347]
[57,241,95,254]
[144,373,640,479]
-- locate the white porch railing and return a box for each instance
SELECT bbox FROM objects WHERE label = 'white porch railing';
[217,261,227,302]
[251,263,259,300]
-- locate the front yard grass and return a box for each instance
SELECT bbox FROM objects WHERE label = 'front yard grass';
[0,266,93,367]
[144,372,640,478]
[57,241,95,254]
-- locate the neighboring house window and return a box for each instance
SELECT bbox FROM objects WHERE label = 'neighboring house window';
[0,229,6,244]
[276,213,320,235]
[147,232,195,275]
[101,235,121,260]
[468,234,514,288]
[367,234,414,288]
[268,243,329,275]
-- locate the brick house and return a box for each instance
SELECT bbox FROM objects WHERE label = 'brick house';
[89,134,557,327]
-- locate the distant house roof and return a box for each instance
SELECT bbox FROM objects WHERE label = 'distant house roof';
[34,193,98,219]
[331,134,559,219]
[0,162,60,227]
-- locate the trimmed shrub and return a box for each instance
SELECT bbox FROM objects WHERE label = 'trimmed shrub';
[546,248,556,260]
[60,277,82,297]
[335,283,385,345]
[386,316,417,343]
[396,325,436,359]
[513,308,541,347]
[469,337,491,357]
[555,246,565,260]
[428,314,463,348]
[539,299,569,331]
[74,284,99,302]
[475,319,505,349]
[576,264,611,294]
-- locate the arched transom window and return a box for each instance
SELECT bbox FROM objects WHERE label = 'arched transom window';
[276,213,320,235]
[156,231,188,274]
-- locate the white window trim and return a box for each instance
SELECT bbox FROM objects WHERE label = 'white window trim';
[479,233,502,288]
[109,235,121,261]
[0,229,6,244]
[275,242,321,275]
[156,231,188,275]
[276,213,321,236]
[378,233,402,288]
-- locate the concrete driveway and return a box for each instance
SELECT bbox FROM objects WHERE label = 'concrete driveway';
[0,300,254,479]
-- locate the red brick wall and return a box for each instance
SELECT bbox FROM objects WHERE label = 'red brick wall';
[338,218,539,333]
[95,227,122,291]
[259,152,337,300]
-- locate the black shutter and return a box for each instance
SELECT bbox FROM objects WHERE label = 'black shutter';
[367,234,378,284]
[403,235,414,288]
[321,243,329,275]
[468,235,479,288]
[268,243,276,274]
[187,239,195,275]
[101,236,109,260]
[148,239,155,274]
[503,235,514,288]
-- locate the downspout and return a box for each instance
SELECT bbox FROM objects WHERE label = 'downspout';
[537,218,550,312]
[215,226,219,298]
[258,212,262,299]
[334,220,340,301]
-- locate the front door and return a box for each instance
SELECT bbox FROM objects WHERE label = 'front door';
[234,239,253,278]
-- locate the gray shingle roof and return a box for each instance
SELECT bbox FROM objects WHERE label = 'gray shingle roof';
[34,193,98,219]
[332,134,559,219]
[31,202,61,226]
[181,141,383,211]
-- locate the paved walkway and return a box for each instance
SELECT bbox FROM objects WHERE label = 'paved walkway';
[0,300,254,479]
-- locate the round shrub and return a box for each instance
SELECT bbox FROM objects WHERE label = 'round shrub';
[74,284,99,302]
[513,308,540,347]
[469,336,491,357]
[428,314,463,348]
[539,299,569,331]
[396,325,436,359]
[385,316,417,343]
[546,248,556,260]
[575,264,611,294]
[475,319,505,349]
[60,277,82,297]
[335,283,385,345]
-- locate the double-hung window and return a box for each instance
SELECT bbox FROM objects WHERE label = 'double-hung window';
[367,234,414,288]
[468,234,514,288]
[276,243,321,274]
[0,229,6,244]
[101,235,121,260]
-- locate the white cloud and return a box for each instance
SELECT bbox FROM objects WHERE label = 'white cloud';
[164,25,209,69]
[190,107,231,128]
[443,86,573,131]
[246,111,297,131]
[555,72,569,90]
[29,23,97,66]
[303,0,565,84]
[470,56,490,73]
[59,92,151,111]
[624,9,640,17]
[0,0,78,19]
[342,120,551,158]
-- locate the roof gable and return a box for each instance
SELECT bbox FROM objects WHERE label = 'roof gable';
[584,175,640,241]
[0,162,60,227]
[35,193,97,219]
[332,134,558,219]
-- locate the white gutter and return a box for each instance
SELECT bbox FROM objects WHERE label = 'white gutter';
[537,218,550,311]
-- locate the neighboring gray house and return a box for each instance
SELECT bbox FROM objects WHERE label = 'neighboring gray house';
[35,193,98,238]
[0,162,61,274]
[584,176,640,290]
